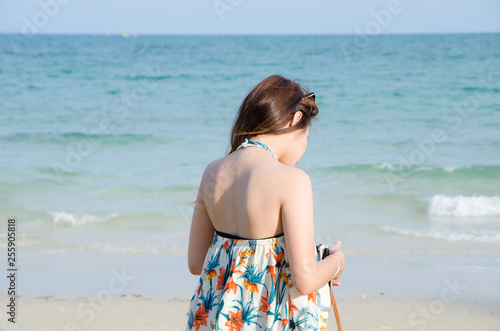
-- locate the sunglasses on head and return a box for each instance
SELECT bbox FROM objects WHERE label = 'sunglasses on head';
[292,92,316,115]
[301,92,315,101]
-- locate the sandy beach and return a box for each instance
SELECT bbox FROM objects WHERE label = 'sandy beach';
[1,249,498,330]
[1,295,498,331]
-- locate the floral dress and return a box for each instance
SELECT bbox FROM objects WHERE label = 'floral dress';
[185,231,330,330]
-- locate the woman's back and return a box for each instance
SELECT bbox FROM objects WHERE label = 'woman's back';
[203,147,289,239]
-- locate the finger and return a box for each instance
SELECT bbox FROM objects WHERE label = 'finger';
[329,241,341,251]
[330,280,341,287]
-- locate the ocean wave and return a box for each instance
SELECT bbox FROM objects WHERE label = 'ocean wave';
[429,195,500,217]
[462,86,500,93]
[124,74,174,81]
[373,163,472,173]
[328,163,497,173]
[380,225,500,243]
[320,163,500,182]
[47,210,185,228]
[0,132,160,145]
[50,211,119,226]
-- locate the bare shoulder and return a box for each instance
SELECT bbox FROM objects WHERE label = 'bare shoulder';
[278,163,310,182]
[274,164,312,197]
[196,159,221,195]
[202,157,224,176]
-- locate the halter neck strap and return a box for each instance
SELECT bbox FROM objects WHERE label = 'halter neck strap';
[236,138,277,159]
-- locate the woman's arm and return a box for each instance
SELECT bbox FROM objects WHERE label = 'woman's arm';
[281,167,345,295]
[187,166,215,275]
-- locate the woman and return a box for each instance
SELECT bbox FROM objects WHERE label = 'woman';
[186,75,345,330]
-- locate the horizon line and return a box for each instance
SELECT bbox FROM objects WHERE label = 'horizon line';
[1,31,499,37]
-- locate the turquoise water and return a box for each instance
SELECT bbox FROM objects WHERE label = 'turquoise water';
[1,33,500,260]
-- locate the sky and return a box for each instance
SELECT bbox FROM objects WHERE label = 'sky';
[0,0,499,35]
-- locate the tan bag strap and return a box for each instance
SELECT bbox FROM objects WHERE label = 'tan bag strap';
[329,285,342,331]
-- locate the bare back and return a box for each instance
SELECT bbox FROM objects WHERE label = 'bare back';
[201,147,290,239]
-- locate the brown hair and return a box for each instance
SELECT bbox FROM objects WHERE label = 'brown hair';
[226,75,319,155]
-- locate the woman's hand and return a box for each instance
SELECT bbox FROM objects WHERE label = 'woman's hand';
[328,240,345,286]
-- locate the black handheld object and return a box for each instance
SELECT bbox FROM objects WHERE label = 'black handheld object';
[316,243,330,261]
[316,243,342,330]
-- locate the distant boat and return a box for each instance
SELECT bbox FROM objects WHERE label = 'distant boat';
[121,31,130,38]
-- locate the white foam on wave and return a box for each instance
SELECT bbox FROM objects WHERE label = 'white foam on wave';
[429,195,500,217]
[50,211,119,226]
[375,162,396,171]
[374,163,468,173]
[442,165,469,173]
[380,225,500,243]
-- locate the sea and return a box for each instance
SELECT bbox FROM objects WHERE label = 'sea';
[0,33,499,301]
